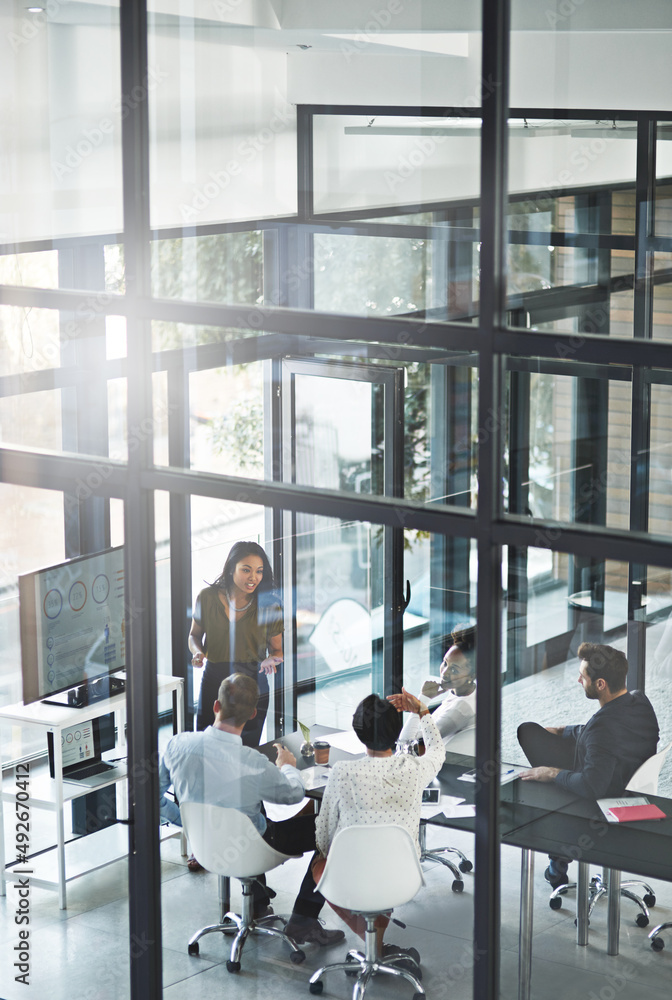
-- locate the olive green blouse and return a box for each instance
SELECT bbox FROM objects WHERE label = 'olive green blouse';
[193,586,283,663]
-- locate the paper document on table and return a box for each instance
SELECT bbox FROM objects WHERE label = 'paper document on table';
[263,798,311,822]
[421,794,465,820]
[300,765,332,791]
[458,764,525,785]
[324,730,365,755]
[442,802,476,819]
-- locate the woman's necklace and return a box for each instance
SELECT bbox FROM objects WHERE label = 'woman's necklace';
[227,595,252,613]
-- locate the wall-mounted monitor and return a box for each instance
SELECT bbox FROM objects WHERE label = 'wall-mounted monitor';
[19,546,125,706]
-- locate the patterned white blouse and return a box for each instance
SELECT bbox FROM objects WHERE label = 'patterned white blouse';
[315,711,445,858]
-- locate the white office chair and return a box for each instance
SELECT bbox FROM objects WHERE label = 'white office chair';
[630,740,672,952]
[308,824,426,1000]
[180,802,306,972]
[549,741,672,927]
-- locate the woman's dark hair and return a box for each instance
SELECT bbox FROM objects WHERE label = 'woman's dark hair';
[210,541,275,596]
[443,623,477,676]
[352,694,403,751]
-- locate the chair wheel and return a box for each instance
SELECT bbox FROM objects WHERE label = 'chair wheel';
[226,960,241,973]
[309,981,324,994]
[549,897,562,910]
[290,949,305,964]
[459,860,473,873]
[636,914,649,928]
[452,879,464,892]
[574,918,590,927]
[345,954,359,977]
[651,937,665,951]
[413,994,425,1000]
[644,893,656,907]
[188,942,199,955]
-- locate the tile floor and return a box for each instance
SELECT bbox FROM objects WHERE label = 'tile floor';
[1,816,671,1000]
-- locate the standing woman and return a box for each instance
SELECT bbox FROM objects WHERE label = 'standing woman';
[189,541,283,746]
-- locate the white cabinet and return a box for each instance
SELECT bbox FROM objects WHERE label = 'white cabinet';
[0,674,184,908]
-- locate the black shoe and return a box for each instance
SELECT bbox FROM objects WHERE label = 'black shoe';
[285,917,345,946]
[382,944,421,976]
[544,866,569,890]
[253,903,274,920]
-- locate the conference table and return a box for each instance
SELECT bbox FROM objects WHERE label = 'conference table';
[259,727,672,1000]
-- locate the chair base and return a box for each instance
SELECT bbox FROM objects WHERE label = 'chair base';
[308,914,425,999]
[187,877,306,970]
[649,921,672,951]
[549,870,654,927]
[418,819,471,892]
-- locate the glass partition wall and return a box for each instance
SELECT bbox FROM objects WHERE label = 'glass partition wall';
[2,2,672,999]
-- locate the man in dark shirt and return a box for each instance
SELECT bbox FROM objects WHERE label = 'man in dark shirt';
[517,641,659,888]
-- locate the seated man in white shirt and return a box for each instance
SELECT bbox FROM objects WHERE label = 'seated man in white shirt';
[398,625,476,748]
[313,689,444,966]
[159,673,344,946]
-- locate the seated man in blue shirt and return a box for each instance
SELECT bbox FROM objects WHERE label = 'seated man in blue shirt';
[517,641,659,888]
[159,672,344,946]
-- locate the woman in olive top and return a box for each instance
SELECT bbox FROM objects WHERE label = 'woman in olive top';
[189,541,283,746]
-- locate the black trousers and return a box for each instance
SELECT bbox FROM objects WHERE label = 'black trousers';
[196,660,269,747]
[517,722,577,876]
[255,813,324,919]
[517,722,577,772]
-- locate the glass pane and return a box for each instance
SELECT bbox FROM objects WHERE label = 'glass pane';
[313,234,429,318]
[2,6,122,274]
[0,305,62,376]
[655,122,672,237]
[505,361,632,528]
[295,515,376,729]
[189,500,268,721]
[653,252,672,341]
[0,250,58,289]
[650,383,672,527]
[293,373,374,492]
[313,114,481,216]
[402,530,476,701]
[508,248,636,337]
[503,548,671,798]
[151,232,263,304]
[148,23,296,229]
[0,389,62,452]
[0,484,65,760]
[188,362,265,478]
[508,120,637,237]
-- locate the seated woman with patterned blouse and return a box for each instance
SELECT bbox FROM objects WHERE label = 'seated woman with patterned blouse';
[312,690,444,964]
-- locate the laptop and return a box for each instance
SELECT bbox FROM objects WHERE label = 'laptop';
[48,713,119,784]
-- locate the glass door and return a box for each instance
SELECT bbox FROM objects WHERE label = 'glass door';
[279,358,404,731]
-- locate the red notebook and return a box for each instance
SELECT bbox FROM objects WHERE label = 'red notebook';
[608,803,667,823]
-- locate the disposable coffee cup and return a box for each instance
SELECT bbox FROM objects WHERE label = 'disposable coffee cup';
[314,740,330,765]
